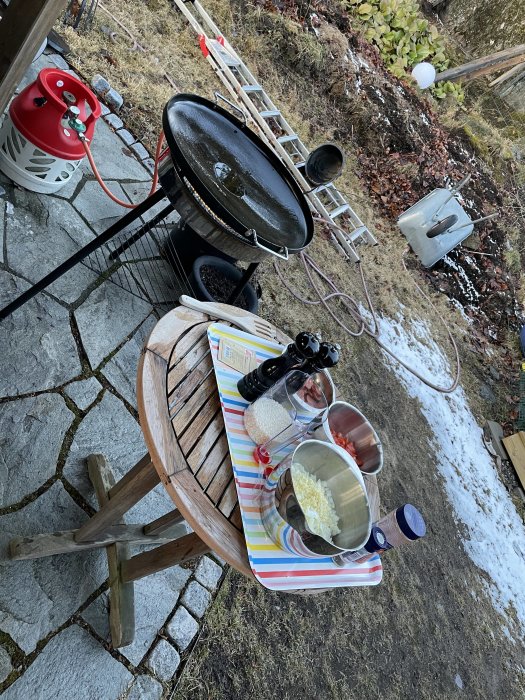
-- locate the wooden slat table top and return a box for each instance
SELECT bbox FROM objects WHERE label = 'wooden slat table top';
[137,306,381,580]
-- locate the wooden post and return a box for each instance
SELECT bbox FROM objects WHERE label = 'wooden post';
[435,44,525,84]
[74,454,160,543]
[0,0,69,116]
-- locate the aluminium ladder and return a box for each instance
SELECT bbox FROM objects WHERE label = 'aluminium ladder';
[173,0,378,262]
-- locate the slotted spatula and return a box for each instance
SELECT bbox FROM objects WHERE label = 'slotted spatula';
[179,295,279,342]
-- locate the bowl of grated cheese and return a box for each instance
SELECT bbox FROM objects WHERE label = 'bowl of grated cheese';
[259,440,372,557]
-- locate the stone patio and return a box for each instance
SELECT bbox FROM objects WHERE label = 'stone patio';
[0,52,224,698]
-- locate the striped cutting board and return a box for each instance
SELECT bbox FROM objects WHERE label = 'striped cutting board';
[208,322,383,591]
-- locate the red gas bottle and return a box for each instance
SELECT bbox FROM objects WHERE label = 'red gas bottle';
[0,68,101,194]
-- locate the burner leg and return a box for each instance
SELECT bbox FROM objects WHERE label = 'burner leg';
[0,189,166,320]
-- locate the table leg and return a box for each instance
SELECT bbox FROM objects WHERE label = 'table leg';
[121,532,210,583]
[7,453,196,649]
[74,454,160,544]
[87,454,135,648]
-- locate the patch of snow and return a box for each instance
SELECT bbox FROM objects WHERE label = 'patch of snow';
[449,298,473,324]
[442,255,480,303]
[347,49,370,71]
[420,112,431,126]
[463,255,481,273]
[377,311,525,643]
[373,87,385,104]
[6,201,14,215]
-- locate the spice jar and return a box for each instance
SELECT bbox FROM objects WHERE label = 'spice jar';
[332,526,391,566]
[375,504,426,547]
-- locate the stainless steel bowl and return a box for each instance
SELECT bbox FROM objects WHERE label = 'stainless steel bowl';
[260,439,372,557]
[310,369,335,406]
[313,401,383,475]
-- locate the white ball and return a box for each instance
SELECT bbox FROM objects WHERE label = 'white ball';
[411,62,437,89]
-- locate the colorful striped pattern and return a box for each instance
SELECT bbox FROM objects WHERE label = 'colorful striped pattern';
[208,323,383,591]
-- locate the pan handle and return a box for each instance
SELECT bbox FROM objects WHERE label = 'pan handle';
[247,229,289,260]
[214,91,247,125]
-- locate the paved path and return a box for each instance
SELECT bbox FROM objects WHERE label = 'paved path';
[0,52,224,699]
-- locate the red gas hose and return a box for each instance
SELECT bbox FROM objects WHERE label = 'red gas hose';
[81,130,165,209]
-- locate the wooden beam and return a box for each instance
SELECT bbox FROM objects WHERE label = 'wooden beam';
[74,454,160,543]
[9,523,189,560]
[143,508,185,536]
[489,62,525,87]
[120,532,210,583]
[0,0,68,116]
[435,44,525,84]
[502,433,525,493]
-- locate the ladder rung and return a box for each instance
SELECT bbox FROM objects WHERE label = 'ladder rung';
[259,109,281,118]
[329,204,351,219]
[209,40,241,66]
[242,84,263,92]
[351,226,377,245]
[277,134,299,144]
[349,225,367,239]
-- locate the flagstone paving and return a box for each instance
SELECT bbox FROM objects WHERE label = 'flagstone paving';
[0,51,225,698]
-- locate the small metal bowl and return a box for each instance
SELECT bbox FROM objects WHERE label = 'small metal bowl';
[294,369,335,413]
[260,439,372,557]
[313,401,383,475]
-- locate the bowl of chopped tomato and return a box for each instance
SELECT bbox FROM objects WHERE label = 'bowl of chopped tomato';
[311,401,383,475]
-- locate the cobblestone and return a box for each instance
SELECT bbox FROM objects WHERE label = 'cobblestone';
[181,581,212,619]
[74,276,152,368]
[146,639,180,681]
[125,675,164,700]
[49,53,69,70]
[91,74,111,95]
[106,87,124,111]
[105,113,124,130]
[117,128,136,146]
[5,189,98,303]
[0,56,226,698]
[167,606,199,651]
[101,315,156,407]
[195,556,223,591]
[79,119,149,181]
[63,391,172,524]
[130,141,150,160]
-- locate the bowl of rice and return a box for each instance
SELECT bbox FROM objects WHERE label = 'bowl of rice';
[259,439,371,557]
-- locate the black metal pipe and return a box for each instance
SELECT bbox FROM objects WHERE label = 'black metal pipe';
[108,203,174,260]
[0,189,166,321]
[226,262,259,306]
